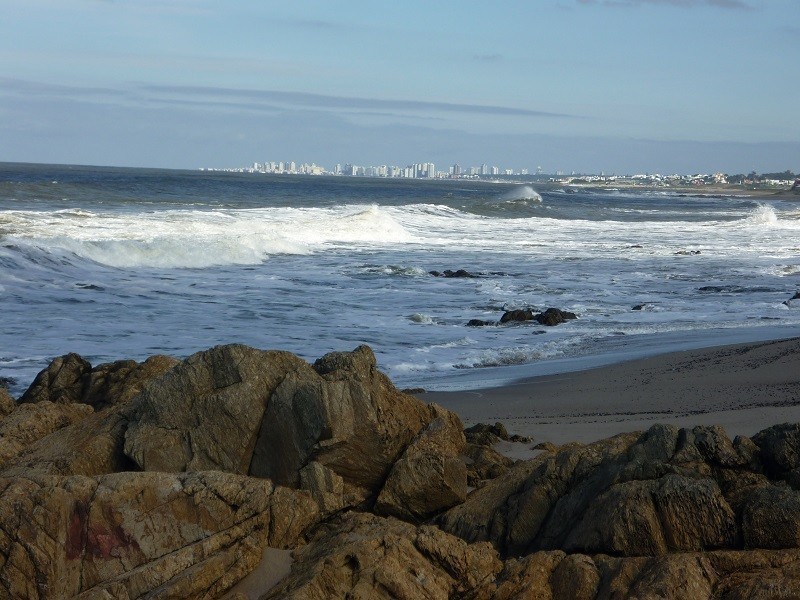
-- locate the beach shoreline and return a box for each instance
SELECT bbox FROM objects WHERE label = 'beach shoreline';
[420,336,800,450]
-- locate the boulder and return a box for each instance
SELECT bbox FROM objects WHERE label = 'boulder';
[534,307,578,326]
[467,319,495,327]
[741,485,800,549]
[464,442,515,488]
[18,353,178,410]
[500,309,534,323]
[0,401,94,468]
[375,405,467,522]
[19,352,92,405]
[123,344,308,474]
[430,269,478,278]
[262,512,502,599]
[752,422,800,481]
[250,345,433,503]
[0,471,318,599]
[0,404,138,478]
[81,355,178,410]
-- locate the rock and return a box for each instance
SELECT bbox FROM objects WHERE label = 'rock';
[0,401,94,468]
[19,352,92,405]
[563,474,736,555]
[533,307,578,326]
[0,376,16,391]
[464,443,514,487]
[81,355,178,410]
[375,405,467,522]
[300,461,344,514]
[676,249,701,255]
[550,553,601,600]
[467,319,495,327]
[0,404,139,478]
[753,423,800,481]
[439,425,758,558]
[466,421,510,441]
[124,344,308,475]
[251,345,433,503]
[0,388,15,418]
[401,387,426,394]
[0,471,318,599]
[632,304,645,310]
[262,512,502,599]
[430,269,478,278]
[500,309,534,323]
[741,485,800,549]
[18,353,178,411]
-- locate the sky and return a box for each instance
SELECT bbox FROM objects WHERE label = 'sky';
[1,0,798,174]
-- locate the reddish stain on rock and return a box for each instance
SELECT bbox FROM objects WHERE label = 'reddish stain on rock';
[65,501,89,560]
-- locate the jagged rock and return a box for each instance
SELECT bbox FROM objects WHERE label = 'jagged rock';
[300,461,344,514]
[124,344,308,474]
[0,388,15,417]
[19,352,92,405]
[251,345,433,503]
[439,425,758,558]
[741,485,800,549]
[375,405,467,522]
[0,471,318,599]
[752,422,800,482]
[465,443,514,487]
[81,355,178,410]
[262,512,502,599]
[0,401,94,467]
[500,309,534,323]
[18,353,178,410]
[534,307,578,326]
[1,403,141,478]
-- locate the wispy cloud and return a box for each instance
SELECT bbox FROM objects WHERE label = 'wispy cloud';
[143,83,576,119]
[577,0,752,8]
[473,53,503,62]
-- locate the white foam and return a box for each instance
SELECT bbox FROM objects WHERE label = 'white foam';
[2,204,415,268]
[499,185,542,203]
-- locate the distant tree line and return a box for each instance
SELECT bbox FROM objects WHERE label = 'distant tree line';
[726,170,796,184]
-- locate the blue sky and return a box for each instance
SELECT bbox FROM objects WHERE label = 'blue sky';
[1,0,798,173]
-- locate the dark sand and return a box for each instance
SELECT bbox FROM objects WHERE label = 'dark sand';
[423,337,800,452]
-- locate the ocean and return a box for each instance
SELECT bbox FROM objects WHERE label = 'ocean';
[2,162,799,397]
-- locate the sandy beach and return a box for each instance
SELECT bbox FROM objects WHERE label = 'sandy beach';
[423,337,800,449]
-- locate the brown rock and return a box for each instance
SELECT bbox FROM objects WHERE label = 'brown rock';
[741,485,800,549]
[375,404,467,522]
[465,442,514,487]
[262,512,502,599]
[0,401,94,468]
[0,471,318,599]
[81,354,178,410]
[19,352,91,405]
[0,388,15,418]
[251,345,432,500]
[124,344,308,474]
[1,403,138,478]
[550,553,600,600]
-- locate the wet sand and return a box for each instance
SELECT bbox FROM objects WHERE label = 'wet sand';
[422,337,800,447]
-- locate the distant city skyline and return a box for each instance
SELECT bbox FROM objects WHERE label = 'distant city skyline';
[1,1,798,173]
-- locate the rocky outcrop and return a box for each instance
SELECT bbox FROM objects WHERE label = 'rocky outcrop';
[0,401,94,467]
[375,405,467,522]
[123,344,307,475]
[500,308,534,323]
[250,345,437,505]
[262,512,502,600]
[6,343,800,598]
[0,471,318,599]
[18,353,177,409]
[439,423,800,558]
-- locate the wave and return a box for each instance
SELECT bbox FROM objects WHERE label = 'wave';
[0,205,414,269]
[499,185,542,203]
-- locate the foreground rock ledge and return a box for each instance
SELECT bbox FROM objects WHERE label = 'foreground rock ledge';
[2,343,800,598]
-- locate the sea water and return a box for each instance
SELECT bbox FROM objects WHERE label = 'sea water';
[2,162,800,396]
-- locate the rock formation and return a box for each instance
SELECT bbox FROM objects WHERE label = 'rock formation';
[3,344,800,598]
